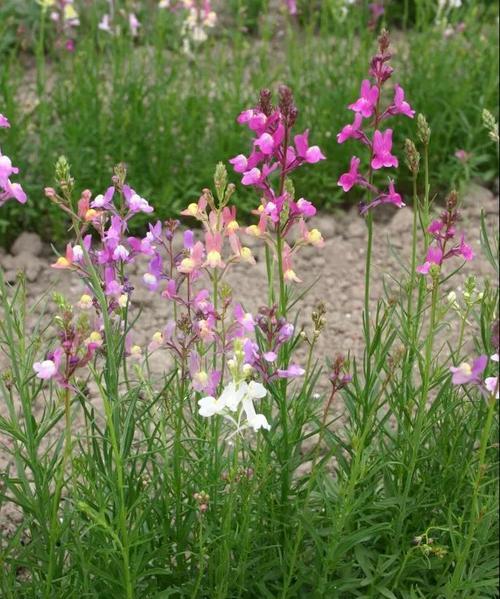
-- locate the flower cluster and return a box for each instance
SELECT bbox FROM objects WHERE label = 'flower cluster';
[230,86,325,283]
[38,0,79,52]
[198,339,271,433]
[336,30,414,215]
[159,0,217,53]
[37,157,306,437]
[416,191,473,275]
[0,114,27,207]
[98,5,141,38]
[33,294,103,386]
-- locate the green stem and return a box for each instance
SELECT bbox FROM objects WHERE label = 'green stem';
[44,387,73,598]
[397,276,439,537]
[446,394,497,594]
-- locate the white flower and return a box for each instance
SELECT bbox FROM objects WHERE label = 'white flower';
[197,379,270,433]
[241,381,270,431]
[198,395,225,417]
[220,382,247,411]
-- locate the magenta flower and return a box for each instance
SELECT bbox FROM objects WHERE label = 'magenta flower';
[450,355,488,385]
[337,113,365,144]
[295,197,317,218]
[284,0,297,15]
[389,84,415,119]
[338,156,361,192]
[294,130,326,164]
[0,114,10,128]
[416,246,443,274]
[371,129,398,170]
[0,152,19,186]
[237,109,267,133]
[349,80,379,118]
[0,180,27,206]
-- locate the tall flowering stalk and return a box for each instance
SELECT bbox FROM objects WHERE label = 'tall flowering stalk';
[336,29,413,369]
[230,86,325,317]
[230,85,326,532]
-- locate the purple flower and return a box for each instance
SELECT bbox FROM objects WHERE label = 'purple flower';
[295,197,317,218]
[294,130,326,164]
[337,113,365,144]
[349,80,379,118]
[450,355,488,385]
[416,246,443,274]
[389,84,415,119]
[33,348,63,380]
[0,114,10,128]
[371,129,398,170]
[338,156,361,192]
[277,364,305,378]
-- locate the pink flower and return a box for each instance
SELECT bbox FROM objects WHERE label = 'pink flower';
[294,130,326,164]
[204,232,224,268]
[0,153,19,186]
[383,180,404,208]
[0,114,10,128]
[229,154,249,173]
[450,355,487,385]
[234,303,255,333]
[284,0,297,14]
[0,180,27,206]
[123,185,153,213]
[338,156,361,192]
[337,113,364,144]
[458,235,474,261]
[254,132,275,155]
[33,348,63,380]
[455,149,471,164]
[277,364,305,378]
[295,197,316,218]
[237,109,267,133]
[416,246,443,274]
[389,84,415,118]
[485,376,499,398]
[91,186,115,209]
[349,80,379,118]
[129,13,140,37]
[241,167,262,186]
[371,129,398,170]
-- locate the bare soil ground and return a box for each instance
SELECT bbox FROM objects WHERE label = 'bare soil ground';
[1,183,498,536]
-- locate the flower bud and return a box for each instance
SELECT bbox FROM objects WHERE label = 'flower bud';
[417,114,431,145]
[404,138,420,175]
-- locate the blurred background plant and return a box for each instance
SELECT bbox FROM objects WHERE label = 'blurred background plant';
[0,0,498,245]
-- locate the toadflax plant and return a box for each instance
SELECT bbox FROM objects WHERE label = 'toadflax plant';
[0,29,498,597]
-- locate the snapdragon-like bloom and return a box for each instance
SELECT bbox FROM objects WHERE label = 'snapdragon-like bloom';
[349,80,379,118]
[337,113,365,144]
[338,156,361,192]
[450,355,487,385]
[294,130,326,164]
[33,348,63,380]
[371,129,398,170]
[417,195,474,275]
[389,84,415,119]
[198,379,270,433]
